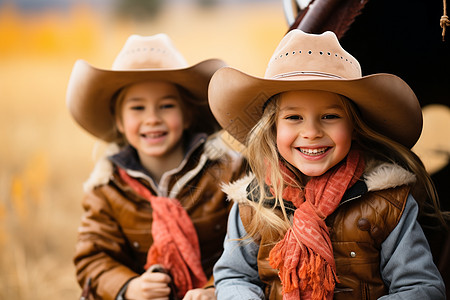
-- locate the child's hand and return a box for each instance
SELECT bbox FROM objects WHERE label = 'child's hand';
[182,287,216,300]
[125,271,172,299]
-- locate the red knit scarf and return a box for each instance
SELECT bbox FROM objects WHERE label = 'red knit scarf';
[268,149,365,299]
[118,168,207,299]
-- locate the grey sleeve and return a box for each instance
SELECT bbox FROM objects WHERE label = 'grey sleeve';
[214,202,265,300]
[378,194,446,300]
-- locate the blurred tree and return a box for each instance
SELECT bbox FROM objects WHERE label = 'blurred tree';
[196,0,219,9]
[114,0,164,20]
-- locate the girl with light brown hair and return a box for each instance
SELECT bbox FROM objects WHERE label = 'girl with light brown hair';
[67,33,246,300]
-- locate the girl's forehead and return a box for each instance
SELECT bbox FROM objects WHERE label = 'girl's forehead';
[279,90,346,108]
[114,81,184,113]
[125,80,179,95]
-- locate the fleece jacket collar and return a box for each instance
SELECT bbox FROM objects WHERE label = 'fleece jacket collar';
[223,161,416,209]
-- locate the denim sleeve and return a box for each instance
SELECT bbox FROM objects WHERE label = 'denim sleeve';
[214,202,265,300]
[379,194,446,300]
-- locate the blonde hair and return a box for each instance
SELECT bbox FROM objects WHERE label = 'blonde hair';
[244,93,448,240]
[245,94,294,239]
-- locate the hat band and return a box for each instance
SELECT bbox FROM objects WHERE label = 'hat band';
[271,71,342,79]
[261,71,343,112]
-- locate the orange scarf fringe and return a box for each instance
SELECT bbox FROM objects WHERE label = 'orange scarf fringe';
[268,149,365,299]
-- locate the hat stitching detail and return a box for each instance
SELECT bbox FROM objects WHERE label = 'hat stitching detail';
[123,47,167,56]
[272,71,342,79]
[272,50,354,65]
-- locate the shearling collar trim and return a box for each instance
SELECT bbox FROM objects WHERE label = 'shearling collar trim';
[83,131,236,192]
[222,162,416,204]
[83,143,120,192]
[363,162,416,192]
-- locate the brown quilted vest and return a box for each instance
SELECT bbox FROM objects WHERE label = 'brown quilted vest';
[239,185,410,300]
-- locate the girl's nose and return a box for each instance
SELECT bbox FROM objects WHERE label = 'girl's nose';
[144,109,161,124]
[300,119,323,139]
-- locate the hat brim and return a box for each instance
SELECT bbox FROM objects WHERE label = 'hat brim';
[67,58,227,142]
[208,67,422,148]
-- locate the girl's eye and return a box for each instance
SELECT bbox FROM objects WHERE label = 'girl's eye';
[130,105,145,111]
[323,114,340,120]
[285,115,301,120]
[160,103,176,109]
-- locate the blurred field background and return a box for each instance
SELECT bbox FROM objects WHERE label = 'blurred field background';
[1,0,449,299]
[0,0,286,298]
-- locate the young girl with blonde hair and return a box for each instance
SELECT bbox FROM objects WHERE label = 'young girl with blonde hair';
[209,30,447,299]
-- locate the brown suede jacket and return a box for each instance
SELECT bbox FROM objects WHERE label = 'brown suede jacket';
[239,185,410,299]
[221,161,421,300]
[73,134,247,300]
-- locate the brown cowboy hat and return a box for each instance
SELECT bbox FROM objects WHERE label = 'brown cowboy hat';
[67,33,227,142]
[208,30,422,148]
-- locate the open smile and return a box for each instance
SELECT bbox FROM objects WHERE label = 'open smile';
[297,147,330,156]
[141,131,167,139]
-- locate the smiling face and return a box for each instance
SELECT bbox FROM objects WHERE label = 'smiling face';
[116,80,189,168]
[276,90,354,177]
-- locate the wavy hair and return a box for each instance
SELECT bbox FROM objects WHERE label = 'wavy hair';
[244,93,448,240]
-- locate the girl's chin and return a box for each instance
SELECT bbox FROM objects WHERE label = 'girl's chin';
[302,170,327,177]
[297,164,332,177]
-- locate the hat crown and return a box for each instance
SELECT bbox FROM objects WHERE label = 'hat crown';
[112,34,188,70]
[265,30,361,80]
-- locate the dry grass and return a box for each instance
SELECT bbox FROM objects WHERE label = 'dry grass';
[0,57,96,298]
[0,3,286,299]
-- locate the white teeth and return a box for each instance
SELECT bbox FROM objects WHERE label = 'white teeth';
[143,132,164,138]
[299,147,328,156]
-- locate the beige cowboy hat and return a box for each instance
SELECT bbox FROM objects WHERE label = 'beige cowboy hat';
[67,33,227,142]
[208,30,422,148]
